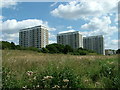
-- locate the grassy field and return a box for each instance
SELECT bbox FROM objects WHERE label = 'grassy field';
[2,50,119,89]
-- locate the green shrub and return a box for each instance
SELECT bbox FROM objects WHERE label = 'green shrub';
[63,45,73,54]
[41,48,49,53]
[46,44,58,53]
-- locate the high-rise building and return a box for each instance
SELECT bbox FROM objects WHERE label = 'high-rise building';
[83,35,105,55]
[57,31,83,49]
[19,25,48,49]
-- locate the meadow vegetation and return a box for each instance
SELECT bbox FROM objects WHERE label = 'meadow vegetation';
[2,50,119,89]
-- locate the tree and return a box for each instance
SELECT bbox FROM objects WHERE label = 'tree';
[54,43,65,53]
[2,41,11,49]
[78,47,84,50]
[46,44,58,53]
[116,49,120,54]
[16,45,21,50]
[77,50,88,55]
[41,48,49,53]
[63,45,73,54]
[10,42,16,49]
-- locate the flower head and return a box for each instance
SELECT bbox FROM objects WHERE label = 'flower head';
[26,71,33,76]
[22,85,27,89]
[52,85,60,88]
[36,85,40,88]
[63,79,69,83]
[43,76,53,80]
[33,76,36,80]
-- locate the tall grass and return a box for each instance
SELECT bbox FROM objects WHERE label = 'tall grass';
[2,50,119,89]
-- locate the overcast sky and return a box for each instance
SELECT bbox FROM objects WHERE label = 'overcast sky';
[0,0,119,50]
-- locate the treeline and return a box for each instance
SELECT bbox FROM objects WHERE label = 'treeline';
[0,41,40,52]
[41,43,96,55]
[0,41,103,55]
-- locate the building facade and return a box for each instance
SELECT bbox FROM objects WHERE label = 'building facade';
[57,31,83,49]
[19,25,48,49]
[83,35,105,55]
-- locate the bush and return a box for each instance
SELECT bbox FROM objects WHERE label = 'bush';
[0,41,41,52]
[63,45,73,54]
[10,42,16,50]
[54,44,64,53]
[46,44,58,53]
[46,43,65,54]
[41,48,49,53]
[116,49,120,54]
[72,48,89,55]
[1,41,12,49]
[15,45,21,50]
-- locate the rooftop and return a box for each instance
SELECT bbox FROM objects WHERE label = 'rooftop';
[19,25,47,32]
[83,35,103,38]
[57,31,82,35]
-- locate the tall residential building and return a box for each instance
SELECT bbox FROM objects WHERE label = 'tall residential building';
[57,31,83,49]
[19,25,48,49]
[83,35,105,55]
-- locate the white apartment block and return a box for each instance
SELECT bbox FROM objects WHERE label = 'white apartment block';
[19,25,48,49]
[57,31,83,49]
[83,35,105,55]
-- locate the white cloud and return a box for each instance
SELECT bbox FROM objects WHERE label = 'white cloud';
[1,19,54,34]
[2,33,18,41]
[81,16,111,30]
[115,13,120,22]
[51,0,118,50]
[112,39,120,44]
[81,16,117,36]
[51,0,118,20]
[49,32,56,39]
[1,33,19,45]
[48,27,56,31]
[1,19,56,44]
[0,0,18,8]
[48,32,57,45]
[49,40,56,44]
[105,38,119,50]
[67,26,73,29]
